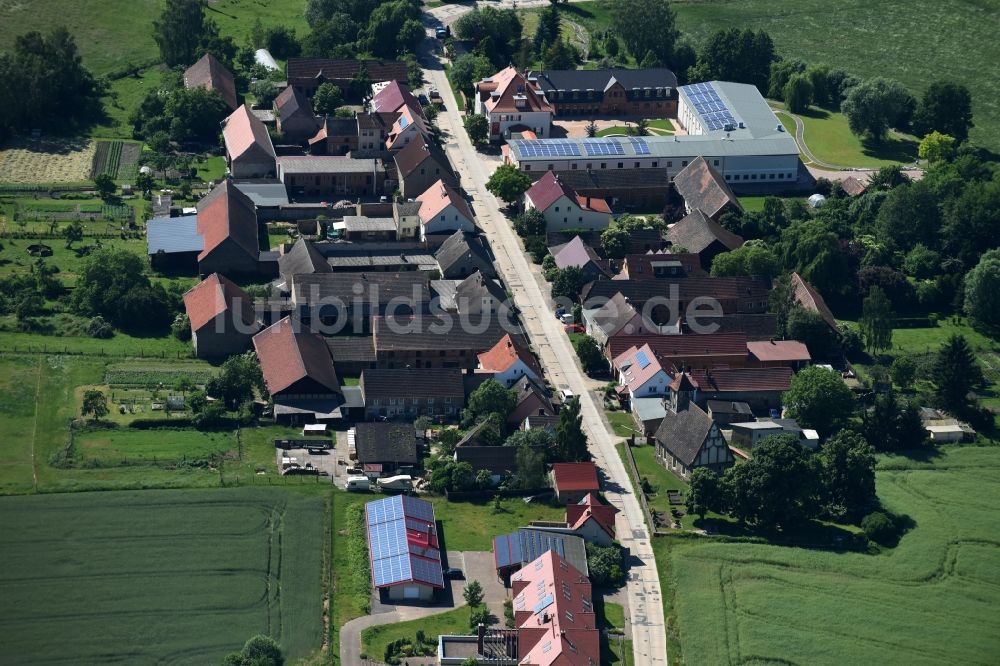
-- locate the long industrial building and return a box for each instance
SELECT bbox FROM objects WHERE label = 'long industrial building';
[504,81,800,189]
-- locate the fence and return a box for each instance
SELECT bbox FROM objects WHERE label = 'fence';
[620,437,669,536]
[0,345,195,359]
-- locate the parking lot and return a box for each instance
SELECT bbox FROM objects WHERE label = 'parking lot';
[274,428,351,482]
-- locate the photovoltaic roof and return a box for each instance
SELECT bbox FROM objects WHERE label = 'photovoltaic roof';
[635,350,651,369]
[628,137,651,155]
[684,81,739,131]
[582,138,624,156]
[512,138,581,157]
[366,495,443,589]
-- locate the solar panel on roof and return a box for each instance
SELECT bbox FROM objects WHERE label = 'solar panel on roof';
[513,138,581,158]
[582,138,624,156]
[533,593,555,614]
[400,495,435,522]
[635,351,651,369]
[628,137,651,155]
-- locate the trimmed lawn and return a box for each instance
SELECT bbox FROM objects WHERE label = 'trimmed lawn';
[195,155,228,183]
[0,328,191,357]
[430,496,566,551]
[606,410,636,438]
[597,126,673,137]
[361,605,471,662]
[666,445,1000,665]
[797,107,918,168]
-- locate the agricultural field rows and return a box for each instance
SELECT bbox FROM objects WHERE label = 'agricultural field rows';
[666,446,1000,665]
[104,363,216,388]
[0,488,326,664]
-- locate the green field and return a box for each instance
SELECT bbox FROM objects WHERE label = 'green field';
[664,445,1000,665]
[361,605,470,662]
[75,427,238,463]
[0,487,325,664]
[430,496,566,551]
[796,108,919,167]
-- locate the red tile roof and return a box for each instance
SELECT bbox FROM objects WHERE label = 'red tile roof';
[195,181,260,261]
[416,179,474,225]
[511,550,599,666]
[478,66,554,115]
[222,104,276,162]
[566,493,618,540]
[525,170,568,211]
[841,175,867,197]
[621,252,705,279]
[689,366,792,393]
[606,332,749,365]
[612,343,667,394]
[252,317,341,396]
[673,155,743,219]
[371,80,422,115]
[551,462,600,493]
[478,333,544,378]
[790,272,838,331]
[184,53,238,110]
[747,339,811,363]
[182,273,256,332]
[576,195,610,213]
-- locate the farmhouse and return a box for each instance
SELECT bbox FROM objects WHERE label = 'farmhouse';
[475,66,555,141]
[434,271,507,315]
[195,181,269,277]
[273,86,319,143]
[549,235,610,279]
[394,134,458,199]
[308,116,361,156]
[583,292,656,345]
[653,373,733,478]
[672,155,744,221]
[525,170,611,231]
[582,276,771,316]
[618,251,705,279]
[359,367,465,420]
[509,375,556,427]
[182,273,259,358]
[477,333,543,388]
[667,209,744,270]
[384,104,430,151]
[371,315,521,370]
[365,495,443,602]
[612,343,673,400]
[689,366,793,411]
[790,271,839,331]
[183,53,238,110]
[253,317,344,424]
[222,104,276,179]
[286,58,408,95]
[416,180,475,240]
[275,156,385,198]
[528,67,678,118]
[370,80,422,116]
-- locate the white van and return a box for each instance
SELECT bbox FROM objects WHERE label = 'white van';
[346,476,370,491]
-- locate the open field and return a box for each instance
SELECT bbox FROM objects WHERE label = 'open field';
[0,138,96,183]
[796,108,919,167]
[0,487,326,664]
[331,492,373,663]
[74,427,238,464]
[664,445,1000,665]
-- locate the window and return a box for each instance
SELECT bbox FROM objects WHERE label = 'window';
[440,214,445,221]
[667,161,673,168]
[554,206,559,212]
[713,159,720,166]
[571,163,578,170]
[769,173,776,179]
[634,162,640,168]
[778,173,785,179]
[548,164,554,170]
[652,161,658,167]
[586,163,592,169]
[682,160,688,167]
[617,162,623,169]
[751,174,758,180]
[524,164,531,171]
[600,163,606,169]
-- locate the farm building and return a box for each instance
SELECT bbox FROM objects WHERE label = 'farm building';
[274,86,319,143]
[492,528,588,580]
[365,495,444,602]
[551,462,600,504]
[416,180,475,240]
[184,53,238,110]
[222,105,276,179]
[286,58,408,95]
[182,273,260,358]
[477,333,543,388]
[653,372,734,478]
[352,422,419,477]
[528,67,678,118]
[275,156,385,198]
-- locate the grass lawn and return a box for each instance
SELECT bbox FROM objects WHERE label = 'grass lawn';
[0,236,151,281]
[331,491,374,663]
[665,445,1000,665]
[597,126,674,137]
[361,605,471,662]
[617,442,707,530]
[430,496,566,551]
[796,107,918,168]
[73,427,237,464]
[196,155,228,183]
[738,194,804,213]
[0,487,326,664]
[0,327,191,357]
[606,409,637,438]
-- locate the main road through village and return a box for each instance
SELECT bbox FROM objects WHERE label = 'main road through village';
[417,6,669,664]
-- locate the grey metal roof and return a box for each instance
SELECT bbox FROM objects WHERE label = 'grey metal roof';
[276,156,382,174]
[678,81,786,140]
[326,254,436,268]
[342,216,396,232]
[146,215,203,254]
[232,180,289,207]
[633,397,667,423]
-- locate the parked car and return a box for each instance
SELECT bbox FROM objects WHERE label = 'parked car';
[443,567,464,579]
[429,88,442,103]
[435,26,449,39]
[559,388,575,401]
[565,323,585,333]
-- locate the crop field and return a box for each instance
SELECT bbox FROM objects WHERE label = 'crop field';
[0,487,326,664]
[91,140,142,180]
[0,138,96,184]
[665,445,1000,665]
[104,362,216,388]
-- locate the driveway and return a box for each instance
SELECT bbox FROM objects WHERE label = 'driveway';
[418,37,668,666]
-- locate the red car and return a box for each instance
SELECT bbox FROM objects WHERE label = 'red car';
[564,323,585,333]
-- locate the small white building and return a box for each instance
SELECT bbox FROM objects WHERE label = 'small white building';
[524,170,611,230]
[416,179,475,240]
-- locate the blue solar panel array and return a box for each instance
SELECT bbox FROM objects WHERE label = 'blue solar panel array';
[582,138,624,156]
[635,350,651,369]
[628,137,651,155]
[685,82,738,131]
[513,138,581,158]
[366,495,444,589]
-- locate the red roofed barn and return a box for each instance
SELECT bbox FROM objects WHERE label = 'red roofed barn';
[222,104,276,179]
[365,495,444,602]
[551,462,600,504]
[566,492,619,546]
[183,53,238,110]
[195,181,264,277]
[182,273,259,358]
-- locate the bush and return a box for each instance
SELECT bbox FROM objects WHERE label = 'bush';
[861,511,896,545]
[86,316,114,339]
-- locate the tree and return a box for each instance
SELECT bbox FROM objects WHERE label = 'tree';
[818,431,876,519]
[533,4,561,55]
[692,28,775,91]
[550,266,587,302]
[81,389,108,422]
[63,220,84,249]
[463,580,484,606]
[686,467,722,519]
[918,131,957,163]
[805,65,832,107]
[555,396,589,462]
[710,242,779,281]
[914,81,973,142]
[452,6,522,69]
[861,511,896,545]
[783,365,855,434]
[859,286,894,354]
[469,605,491,630]
[222,634,283,666]
[251,80,280,108]
[890,356,916,390]
[777,219,849,296]
[723,434,816,529]
[72,248,174,332]
[94,174,116,202]
[575,335,604,373]
[933,334,981,411]
[768,58,806,100]
[513,209,547,237]
[783,73,813,114]
[486,164,532,207]
[543,40,578,70]
[134,171,155,196]
[585,542,626,587]
[786,307,836,359]
[449,53,494,95]
[362,0,422,58]
[206,352,264,410]
[463,379,517,426]
[312,83,343,115]
[841,77,916,142]
[585,120,598,138]
[153,0,213,66]
[514,441,547,489]
[607,0,679,68]
[464,114,489,145]
[964,249,1000,331]
[0,27,103,136]
[863,390,927,452]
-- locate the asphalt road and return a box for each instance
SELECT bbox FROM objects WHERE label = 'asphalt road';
[417,17,668,665]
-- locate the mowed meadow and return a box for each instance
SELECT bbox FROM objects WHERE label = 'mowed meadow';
[663,446,1000,665]
[0,488,327,664]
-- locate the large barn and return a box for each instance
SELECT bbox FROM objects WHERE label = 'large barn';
[365,495,444,601]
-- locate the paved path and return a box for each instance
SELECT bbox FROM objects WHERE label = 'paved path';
[418,37,668,666]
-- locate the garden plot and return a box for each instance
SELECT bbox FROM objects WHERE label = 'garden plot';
[0,137,96,183]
